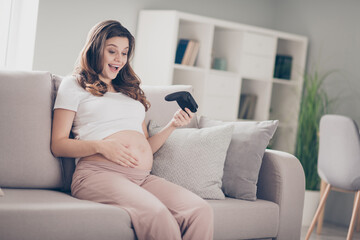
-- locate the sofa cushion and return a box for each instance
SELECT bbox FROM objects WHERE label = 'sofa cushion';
[0,189,135,240]
[199,116,279,201]
[149,122,233,199]
[0,70,63,189]
[0,189,279,240]
[208,197,279,240]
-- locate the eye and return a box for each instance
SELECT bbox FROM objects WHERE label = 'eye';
[122,52,128,56]
[109,50,116,54]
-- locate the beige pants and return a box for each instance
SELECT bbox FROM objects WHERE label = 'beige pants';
[71,160,214,240]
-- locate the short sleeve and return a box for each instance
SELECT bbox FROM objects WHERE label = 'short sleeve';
[54,76,85,112]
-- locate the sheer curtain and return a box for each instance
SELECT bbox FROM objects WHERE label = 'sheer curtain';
[0,0,39,70]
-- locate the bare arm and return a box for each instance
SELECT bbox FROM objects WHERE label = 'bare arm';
[51,109,138,167]
[144,108,194,154]
[51,109,100,158]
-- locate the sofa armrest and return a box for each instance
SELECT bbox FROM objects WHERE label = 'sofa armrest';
[257,149,305,240]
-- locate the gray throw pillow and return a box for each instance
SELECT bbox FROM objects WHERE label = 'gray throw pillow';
[199,116,279,201]
[149,121,234,199]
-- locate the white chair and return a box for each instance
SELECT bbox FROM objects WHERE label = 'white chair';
[305,114,360,240]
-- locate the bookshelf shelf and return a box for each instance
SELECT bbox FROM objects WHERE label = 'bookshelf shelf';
[174,64,206,72]
[273,78,301,86]
[245,77,273,84]
[134,10,308,154]
[209,69,240,78]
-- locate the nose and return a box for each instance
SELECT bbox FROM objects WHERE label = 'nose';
[114,53,121,62]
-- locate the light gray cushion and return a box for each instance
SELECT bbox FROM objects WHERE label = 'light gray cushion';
[149,121,234,199]
[0,189,135,240]
[208,198,279,239]
[0,70,63,189]
[0,189,279,240]
[199,116,278,201]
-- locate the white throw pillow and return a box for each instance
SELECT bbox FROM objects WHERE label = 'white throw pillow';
[148,121,234,199]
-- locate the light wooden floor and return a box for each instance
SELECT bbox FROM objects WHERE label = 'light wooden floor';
[301,222,360,240]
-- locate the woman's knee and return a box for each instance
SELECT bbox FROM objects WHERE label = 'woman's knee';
[142,202,180,234]
[144,201,175,222]
[178,198,214,223]
[151,203,169,215]
[195,200,214,220]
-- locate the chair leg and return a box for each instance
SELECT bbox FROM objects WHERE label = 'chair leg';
[305,183,331,240]
[347,191,360,240]
[316,179,327,234]
[357,202,360,232]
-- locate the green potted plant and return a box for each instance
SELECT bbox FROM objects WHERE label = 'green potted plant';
[295,66,335,225]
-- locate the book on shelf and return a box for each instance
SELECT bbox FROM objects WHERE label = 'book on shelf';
[175,39,189,64]
[188,41,200,66]
[181,40,195,65]
[174,39,200,66]
[238,94,257,120]
[274,55,292,80]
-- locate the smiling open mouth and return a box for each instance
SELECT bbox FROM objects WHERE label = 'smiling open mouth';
[109,64,120,72]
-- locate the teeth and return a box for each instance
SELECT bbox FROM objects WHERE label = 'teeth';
[109,64,120,71]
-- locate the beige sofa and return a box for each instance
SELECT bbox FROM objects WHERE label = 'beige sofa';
[0,70,305,240]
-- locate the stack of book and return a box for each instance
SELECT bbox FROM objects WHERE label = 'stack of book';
[175,39,200,66]
[238,94,257,120]
[273,55,292,80]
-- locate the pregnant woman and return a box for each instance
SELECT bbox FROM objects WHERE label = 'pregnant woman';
[51,20,213,240]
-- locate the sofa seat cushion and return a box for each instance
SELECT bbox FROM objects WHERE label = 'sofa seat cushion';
[0,190,279,240]
[208,197,279,240]
[0,189,135,240]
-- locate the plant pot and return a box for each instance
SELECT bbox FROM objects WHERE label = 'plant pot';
[302,190,320,226]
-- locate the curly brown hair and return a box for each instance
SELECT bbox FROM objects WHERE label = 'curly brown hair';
[74,20,150,111]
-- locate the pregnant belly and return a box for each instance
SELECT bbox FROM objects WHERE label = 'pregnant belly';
[80,130,154,170]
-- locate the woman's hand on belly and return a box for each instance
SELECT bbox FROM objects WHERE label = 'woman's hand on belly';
[97,139,139,168]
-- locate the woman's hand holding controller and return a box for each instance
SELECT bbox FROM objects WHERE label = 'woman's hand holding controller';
[98,139,139,167]
[170,108,194,128]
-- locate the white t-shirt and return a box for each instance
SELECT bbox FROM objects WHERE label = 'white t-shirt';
[54,76,145,141]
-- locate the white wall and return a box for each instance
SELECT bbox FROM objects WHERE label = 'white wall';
[273,0,360,124]
[33,0,140,75]
[33,0,276,76]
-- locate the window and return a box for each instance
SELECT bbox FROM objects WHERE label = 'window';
[0,0,39,70]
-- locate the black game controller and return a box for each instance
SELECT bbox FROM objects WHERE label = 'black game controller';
[165,91,198,113]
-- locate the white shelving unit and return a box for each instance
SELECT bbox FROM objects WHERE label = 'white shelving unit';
[134,10,308,154]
